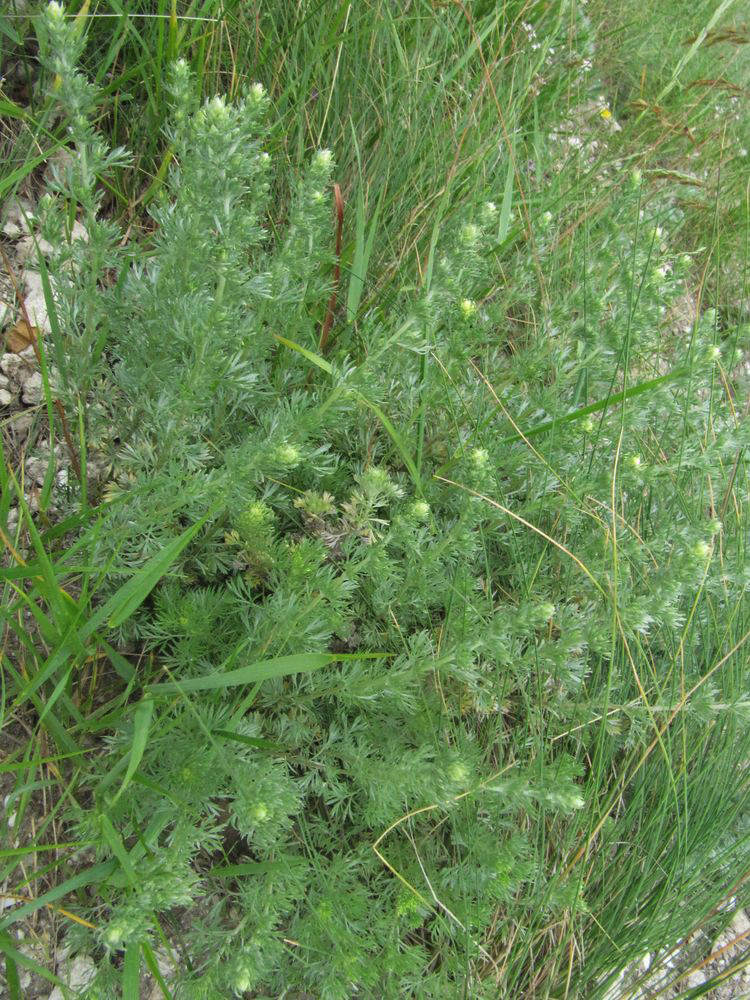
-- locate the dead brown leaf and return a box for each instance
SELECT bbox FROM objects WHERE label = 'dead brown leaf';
[4,318,38,353]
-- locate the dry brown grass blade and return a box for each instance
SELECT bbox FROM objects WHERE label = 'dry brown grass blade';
[318,181,344,355]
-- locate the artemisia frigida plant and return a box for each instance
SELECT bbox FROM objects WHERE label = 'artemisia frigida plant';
[18,4,750,998]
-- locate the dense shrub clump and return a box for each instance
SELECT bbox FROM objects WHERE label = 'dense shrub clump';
[2,3,750,998]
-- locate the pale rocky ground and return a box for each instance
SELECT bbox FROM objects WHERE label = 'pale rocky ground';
[0,194,110,540]
[1,196,67,533]
[600,906,750,999]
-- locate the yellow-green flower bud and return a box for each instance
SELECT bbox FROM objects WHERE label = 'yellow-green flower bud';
[206,95,229,122]
[250,802,269,822]
[447,762,469,784]
[481,201,498,224]
[692,540,711,561]
[410,500,431,521]
[275,443,301,467]
[314,148,333,171]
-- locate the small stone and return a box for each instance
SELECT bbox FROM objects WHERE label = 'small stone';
[11,410,35,436]
[54,941,72,965]
[1,197,34,239]
[48,954,96,1000]
[21,271,51,335]
[731,908,750,937]
[0,388,12,407]
[686,970,707,989]
[86,457,106,483]
[1,353,28,380]
[26,457,48,485]
[70,219,88,244]
[21,370,44,405]
[5,60,27,84]
[146,948,176,999]
[16,233,56,264]
[44,147,74,187]
[712,933,730,954]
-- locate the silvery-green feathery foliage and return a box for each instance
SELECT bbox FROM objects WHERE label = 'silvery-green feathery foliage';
[23,3,750,997]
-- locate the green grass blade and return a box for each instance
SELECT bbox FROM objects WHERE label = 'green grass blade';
[36,251,66,388]
[0,843,88,858]
[106,515,209,628]
[0,933,62,992]
[498,137,515,243]
[0,148,61,201]
[271,334,424,489]
[273,333,333,373]
[498,366,690,446]
[212,729,284,752]
[2,947,21,1000]
[654,0,738,103]
[99,815,137,886]
[0,861,116,932]
[9,480,73,630]
[111,698,154,806]
[142,940,174,1000]
[346,124,385,323]
[122,941,141,999]
[147,651,388,694]
[13,513,209,713]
